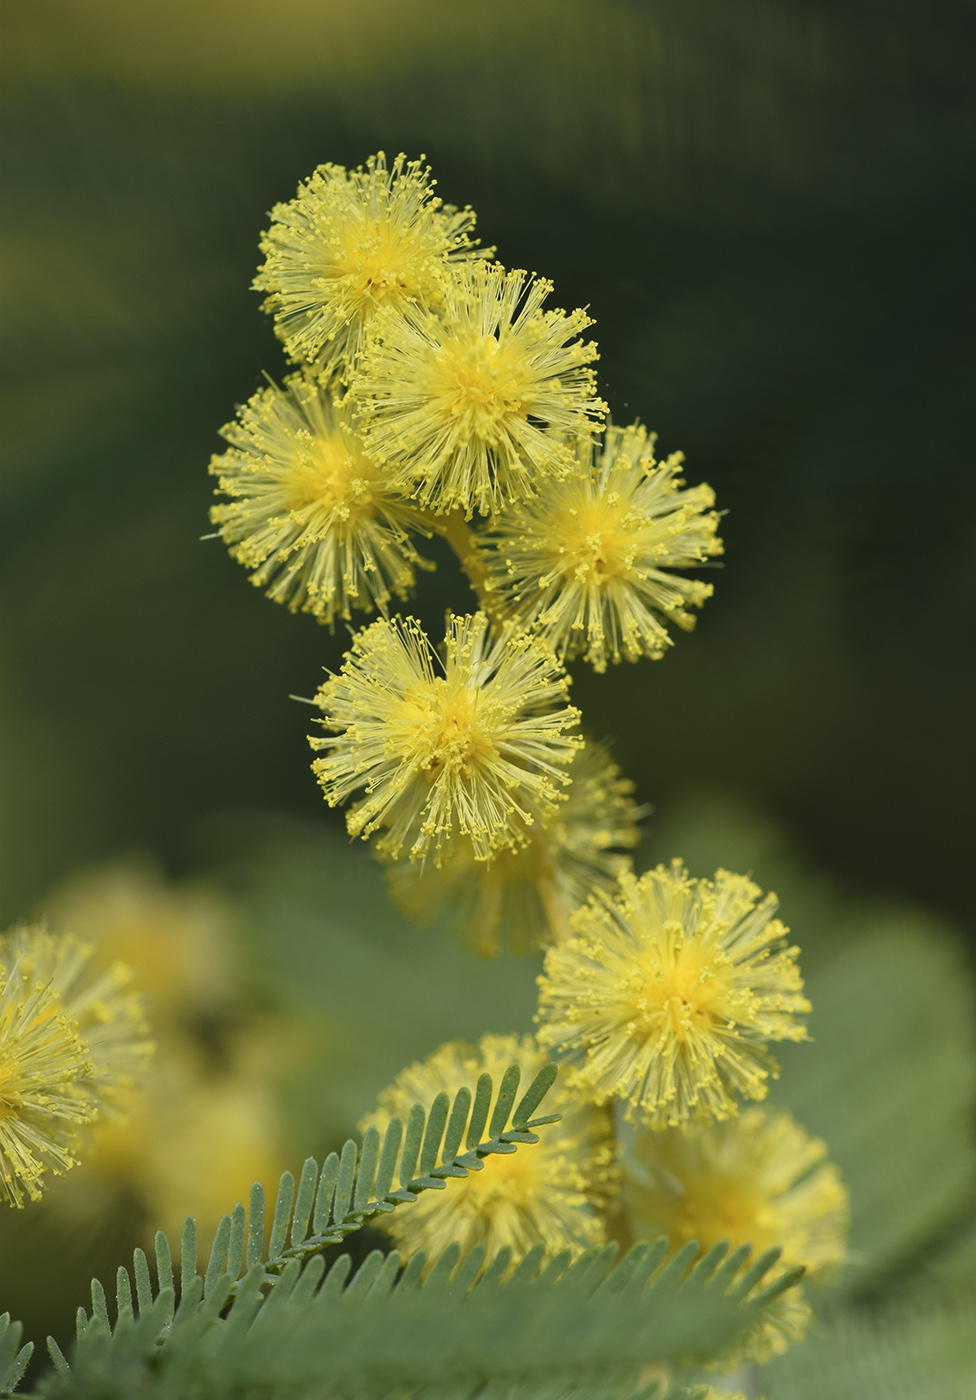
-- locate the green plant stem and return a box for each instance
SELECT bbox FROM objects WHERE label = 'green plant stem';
[437,510,495,614]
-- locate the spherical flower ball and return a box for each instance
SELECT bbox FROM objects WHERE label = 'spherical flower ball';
[2,925,153,1120]
[253,151,486,376]
[210,374,432,626]
[536,862,810,1129]
[309,612,583,863]
[478,422,723,672]
[623,1108,848,1361]
[0,941,95,1206]
[384,739,645,955]
[347,260,607,518]
[360,1034,617,1271]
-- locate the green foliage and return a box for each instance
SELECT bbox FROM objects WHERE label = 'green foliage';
[30,1239,800,1400]
[770,916,976,1295]
[765,1292,976,1400]
[0,1316,32,1397]
[187,1059,560,1293]
[4,1060,804,1399]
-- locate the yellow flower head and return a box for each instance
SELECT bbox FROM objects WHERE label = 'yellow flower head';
[479,423,723,672]
[0,953,95,1206]
[624,1108,848,1364]
[535,862,809,1128]
[385,739,644,955]
[347,261,607,517]
[310,612,583,863]
[253,151,485,375]
[209,374,432,626]
[42,862,236,1028]
[624,1108,848,1278]
[2,925,153,1119]
[360,1033,616,1270]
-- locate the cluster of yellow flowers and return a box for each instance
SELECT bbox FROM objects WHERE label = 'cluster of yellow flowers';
[208,150,848,1366]
[0,922,152,1208]
[35,865,289,1244]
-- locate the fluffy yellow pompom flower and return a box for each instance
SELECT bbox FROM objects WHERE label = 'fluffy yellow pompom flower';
[479,423,723,671]
[310,612,583,863]
[624,1109,848,1361]
[0,952,95,1206]
[536,862,809,1128]
[360,1034,616,1270]
[347,261,607,517]
[2,926,153,1119]
[624,1108,848,1278]
[385,739,644,955]
[253,151,485,375]
[209,374,432,625]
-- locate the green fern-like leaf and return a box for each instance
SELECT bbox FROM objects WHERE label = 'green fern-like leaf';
[0,1314,32,1396]
[32,1238,801,1399]
[182,1058,561,1293]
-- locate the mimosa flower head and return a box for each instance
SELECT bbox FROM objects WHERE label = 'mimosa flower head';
[536,862,809,1128]
[624,1108,848,1362]
[347,261,607,517]
[479,422,723,671]
[384,738,645,955]
[360,1033,616,1271]
[209,374,431,626]
[253,151,486,375]
[2,925,153,1117]
[309,612,583,863]
[0,950,95,1207]
[624,1107,848,1278]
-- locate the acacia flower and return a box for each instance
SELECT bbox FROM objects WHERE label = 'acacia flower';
[0,954,94,1206]
[536,862,809,1128]
[384,739,644,955]
[2,925,153,1118]
[624,1108,848,1360]
[360,1033,616,1270]
[309,612,583,863]
[479,423,722,671]
[209,374,431,626]
[253,151,486,375]
[347,261,607,517]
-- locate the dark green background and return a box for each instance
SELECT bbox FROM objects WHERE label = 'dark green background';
[2,0,974,932]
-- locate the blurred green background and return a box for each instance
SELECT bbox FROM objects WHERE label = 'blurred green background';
[2,0,974,934]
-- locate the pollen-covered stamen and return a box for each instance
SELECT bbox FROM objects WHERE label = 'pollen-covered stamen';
[433,334,529,443]
[309,612,582,863]
[254,151,487,376]
[210,375,431,626]
[283,432,377,529]
[536,861,809,1130]
[479,422,723,671]
[348,262,606,517]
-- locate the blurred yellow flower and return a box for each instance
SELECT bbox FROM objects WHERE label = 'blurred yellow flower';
[210,374,433,626]
[624,1107,848,1277]
[254,151,485,376]
[536,862,809,1128]
[360,1033,616,1270]
[348,261,606,517]
[624,1108,848,1364]
[479,422,723,671]
[38,865,290,1244]
[384,739,644,954]
[310,612,582,863]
